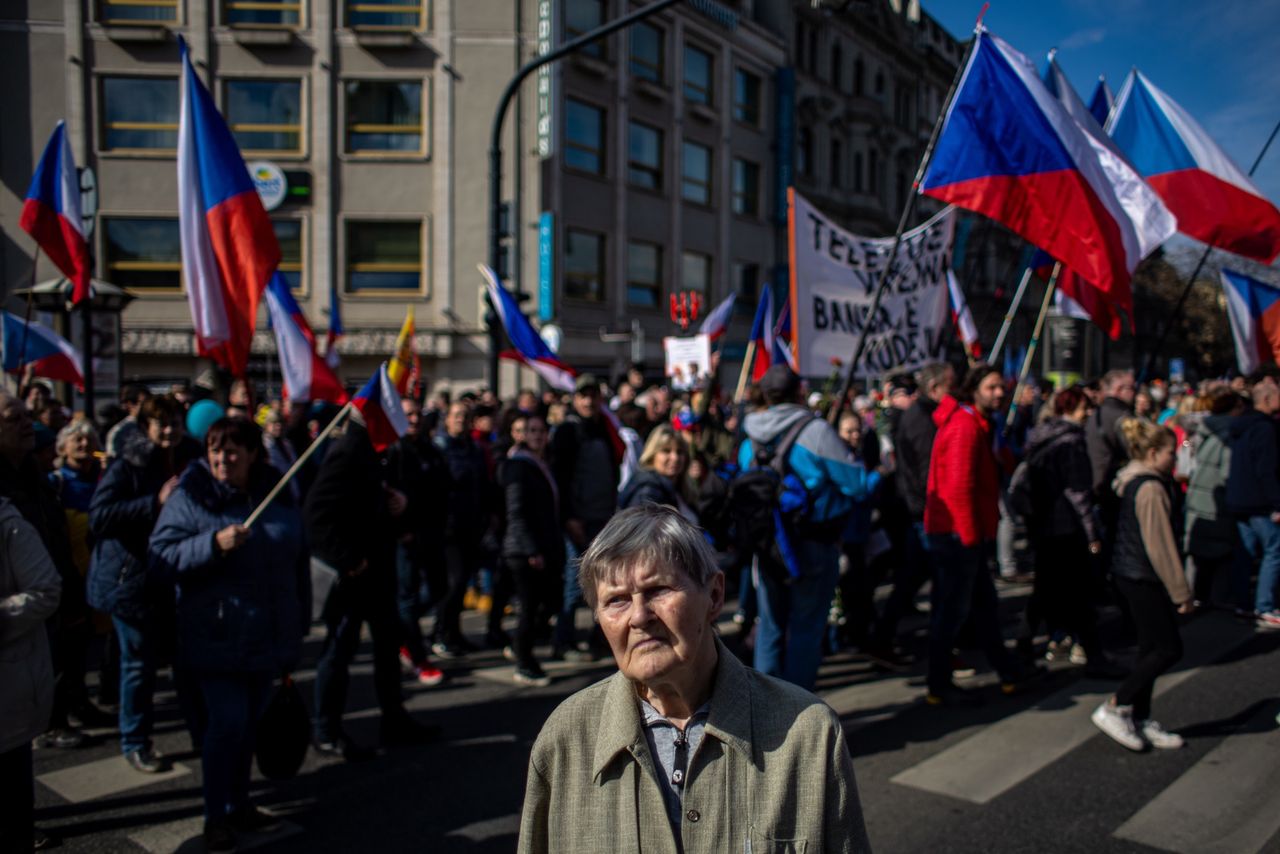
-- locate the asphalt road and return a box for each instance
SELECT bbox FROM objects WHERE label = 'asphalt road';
[32,582,1280,853]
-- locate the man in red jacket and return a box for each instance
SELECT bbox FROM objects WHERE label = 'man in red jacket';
[924,364,1038,705]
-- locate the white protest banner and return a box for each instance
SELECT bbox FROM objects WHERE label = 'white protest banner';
[788,189,956,378]
[663,334,712,391]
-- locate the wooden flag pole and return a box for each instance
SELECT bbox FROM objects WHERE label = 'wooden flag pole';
[244,400,353,528]
[1002,263,1061,438]
[734,340,757,403]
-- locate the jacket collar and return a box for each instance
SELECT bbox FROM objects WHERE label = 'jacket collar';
[592,636,754,782]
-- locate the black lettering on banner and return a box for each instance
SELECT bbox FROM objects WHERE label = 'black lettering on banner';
[813,295,829,331]
[808,213,825,253]
[904,296,919,331]
[829,232,847,264]
[830,300,849,333]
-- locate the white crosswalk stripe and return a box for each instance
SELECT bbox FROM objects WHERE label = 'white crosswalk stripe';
[36,754,192,804]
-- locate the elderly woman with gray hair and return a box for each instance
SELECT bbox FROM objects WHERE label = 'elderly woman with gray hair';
[518,504,871,854]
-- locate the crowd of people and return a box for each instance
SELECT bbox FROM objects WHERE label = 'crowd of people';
[2,355,1278,852]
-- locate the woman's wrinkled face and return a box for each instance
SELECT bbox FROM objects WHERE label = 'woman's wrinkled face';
[63,431,93,465]
[594,560,723,688]
[652,443,685,479]
[208,441,256,489]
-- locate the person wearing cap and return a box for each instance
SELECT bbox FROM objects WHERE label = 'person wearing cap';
[550,374,622,660]
[737,365,872,690]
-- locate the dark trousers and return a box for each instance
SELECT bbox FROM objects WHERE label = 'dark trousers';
[872,520,932,648]
[396,541,446,665]
[48,619,90,730]
[313,572,403,742]
[927,535,1016,694]
[837,542,877,647]
[0,742,33,852]
[434,541,479,646]
[1114,576,1183,720]
[1020,534,1104,659]
[197,673,272,820]
[501,557,558,667]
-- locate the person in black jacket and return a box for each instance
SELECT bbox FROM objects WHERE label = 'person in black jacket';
[86,394,201,772]
[1225,380,1280,627]
[306,416,436,760]
[1085,369,1136,531]
[497,413,563,686]
[867,362,953,667]
[1018,386,1124,677]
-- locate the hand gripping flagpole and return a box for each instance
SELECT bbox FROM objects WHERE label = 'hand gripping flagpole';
[828,28,979,426]
[243,400,353,529]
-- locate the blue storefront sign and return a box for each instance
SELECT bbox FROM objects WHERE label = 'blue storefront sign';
[538,211,554,322]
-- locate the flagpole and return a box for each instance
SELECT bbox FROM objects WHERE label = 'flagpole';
[989,266,1034,363]
[16,247,41,386]
[1139,114,1280,382]
[828,29,977,426]
[733,340,757,402]
[1003,263,1061,437]
[244,400,353,529]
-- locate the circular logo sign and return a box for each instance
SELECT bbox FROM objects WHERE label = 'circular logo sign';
[247,161,288,211]
[539,323,563,354]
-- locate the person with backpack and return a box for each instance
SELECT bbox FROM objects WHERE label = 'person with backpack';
[1091,418,1193,752]
[1184,388,1245,605]
[734,365,871,690]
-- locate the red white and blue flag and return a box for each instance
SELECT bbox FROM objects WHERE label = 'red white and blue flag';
[1220,268,1280,374]
[178,37,280,377]
[264,272,348,405]
[1111,71,1280,263]
[351,362,409,452]
[480,264,577,392]
[697,293,737,341]
[920,30,1176,313]
[325,278,344,371]
[2,311,84,389]
[947,270,981,358]
[746,286,796,381]
[21,121,91,305]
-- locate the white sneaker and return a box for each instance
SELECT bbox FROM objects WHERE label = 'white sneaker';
[1069,643,1088,665]
[1092,700,1145,751]
[1139,719,1184,749]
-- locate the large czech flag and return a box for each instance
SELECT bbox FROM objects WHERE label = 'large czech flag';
[178,37,280,377]
[1220,268,1280,374]
[21,122,91,305]
[2,311,84,389]
[351,362,409,452]
[264,272,348,405]
[1111,71,1280,263]
[921,30,1176,312]
[480,264,577,392]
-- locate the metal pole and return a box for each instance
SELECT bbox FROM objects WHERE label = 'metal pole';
[989,266,1034,363]
[1003,263,1061,437]
[828,31,977,425]
[16,247,40,383]
[487,0,686,395]
[80,296,94,421]
[1139,114,1280,381]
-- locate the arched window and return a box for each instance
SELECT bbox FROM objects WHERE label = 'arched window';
[830,137,843,187]
[853,151,864,192]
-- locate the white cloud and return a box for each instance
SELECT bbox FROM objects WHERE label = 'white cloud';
[1059,27,1106,50]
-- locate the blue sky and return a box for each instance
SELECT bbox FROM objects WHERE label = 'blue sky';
[922,1,1280,206]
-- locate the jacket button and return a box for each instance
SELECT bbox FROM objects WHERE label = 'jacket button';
[685,809,700,823]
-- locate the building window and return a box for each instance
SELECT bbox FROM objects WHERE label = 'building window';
[103,217,181,290]
[224,0,300,27]
[345,220,421,293]
[869,148,879,197]
[627,241,662,308]
[630,22,664,83]
[681,140,711,205]
[565,98,605,174]
[566,0,604,58]
[854,57,865,95]
[874,71,885,97]
[101,76,179,152]
[628,122,663,191]
[831,43,843,89]
[830,138,842,188]
[797,127,813,178]
[274,219,304,291]
[346,0,423,30]
[683,44,713,106]
[225,79,303,155]
[99,0,177,25]
[734,68,761,125]
[344,80,423,154]
[681,251,710,299]
[564,229,605,302]
[732,261,759,301]
[853,151,864,192]
[732,158,759,216]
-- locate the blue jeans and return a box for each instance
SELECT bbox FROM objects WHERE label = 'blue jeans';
[198,673,272,820]
[112,616,156,754]
[926,535,1016,694]
[1236,515,1280,613]
[396,543,431,664]
[754,539,840,691]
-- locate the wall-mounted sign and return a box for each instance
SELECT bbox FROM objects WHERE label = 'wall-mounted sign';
[247,160,288,211]
[538,211,555,322]
[536,0,558,159]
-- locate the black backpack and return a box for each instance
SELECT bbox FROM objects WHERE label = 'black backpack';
[727,416,815,583]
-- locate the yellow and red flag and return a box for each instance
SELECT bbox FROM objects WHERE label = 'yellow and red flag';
[387,306,414,395]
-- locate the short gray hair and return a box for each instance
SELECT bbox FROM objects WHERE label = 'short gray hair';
[577,505,721,609]
[57,418,99,452]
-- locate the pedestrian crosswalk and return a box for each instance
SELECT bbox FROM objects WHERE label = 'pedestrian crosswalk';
[36,753,191,804]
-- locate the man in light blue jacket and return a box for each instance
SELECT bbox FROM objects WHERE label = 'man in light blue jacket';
[738,366,871,689]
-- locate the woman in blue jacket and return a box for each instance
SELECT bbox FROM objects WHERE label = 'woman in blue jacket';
[150,418,309,853]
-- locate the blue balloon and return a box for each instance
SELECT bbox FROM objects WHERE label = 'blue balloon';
[186,399,224,442]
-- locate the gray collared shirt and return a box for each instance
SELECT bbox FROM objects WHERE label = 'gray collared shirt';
[640,699,711,843]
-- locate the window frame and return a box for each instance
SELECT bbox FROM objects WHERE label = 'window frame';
[680,250,711,302]
[345,0,426,32]
[683,43,714,107]
[626,240,664,309]
[563,228,607,304]
[97,0,179,27]
[681,139,712,206]
[341,77,428,159]
[272,216,308,295]
[343,217,426,297]
[564,97,606,177]
[733,67,761,126]
[100,214,184,295]
[731,157,760,217]
[629,21,665,84]
[627,121,663,192]
[221,76,307,159]
[565,0,606,59]
[222,0,304,29]
[97,73,180,157]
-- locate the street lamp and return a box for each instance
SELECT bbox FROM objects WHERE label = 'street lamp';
[486,0,686,393]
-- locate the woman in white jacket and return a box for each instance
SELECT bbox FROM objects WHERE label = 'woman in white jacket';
[0,497,62,851]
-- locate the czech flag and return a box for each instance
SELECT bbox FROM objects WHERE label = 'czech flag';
[1220,268,1280,374]
[1087,77,1114,127]
[386,306,414,395]
[2,311,84,389]
[264,272,348,405]
[1111,70,1280,263]
[479,264,577,392]
[921,30,1176,313]
[178,37,280,378]
[351,362,409,452]
[21,121,91,305]
[746,287,776,382]
[947,270,981,358]
[698,293,737,341]
[325,278,344,371]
